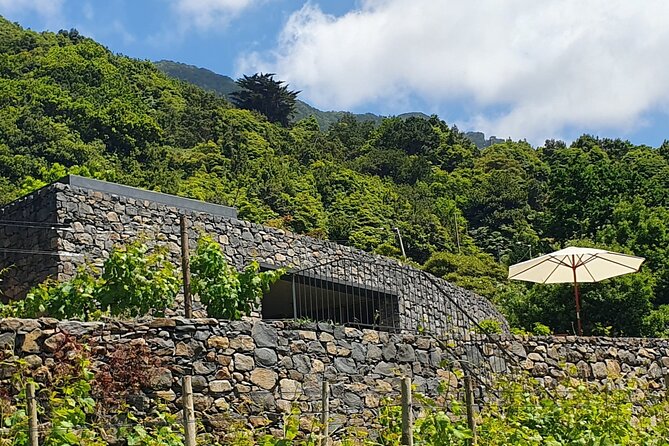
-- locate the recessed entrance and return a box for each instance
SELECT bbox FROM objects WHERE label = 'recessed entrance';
[261,272,400,331]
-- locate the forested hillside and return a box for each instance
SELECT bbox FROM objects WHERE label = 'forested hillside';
[2,18,669,336]
[154,60,428,131]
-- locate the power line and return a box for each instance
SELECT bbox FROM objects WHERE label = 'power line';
[0,220,70,230]
[0,247,83,257]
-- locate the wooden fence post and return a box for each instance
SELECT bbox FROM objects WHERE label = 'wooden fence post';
[180,215,192,318]
[401,377,413,446]
[182,376,197,446]
[26,382,39,446]
[464,375,478,446]
[321,381,330,446]
[664,373,669,401]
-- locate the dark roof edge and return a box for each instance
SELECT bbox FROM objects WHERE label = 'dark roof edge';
[58,175,238,219]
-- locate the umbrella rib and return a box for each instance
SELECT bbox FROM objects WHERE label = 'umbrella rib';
[541,260,564,284]
[508,257,554,278]
[576,254,590,269]
[553,257,573,268]
[581,260,597,282]
[593,254,642,271]
[578,256,598,267]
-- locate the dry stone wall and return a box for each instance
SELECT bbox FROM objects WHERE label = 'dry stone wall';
[497,335,669,391]
[1,317,668,434]
[0,186,60,300]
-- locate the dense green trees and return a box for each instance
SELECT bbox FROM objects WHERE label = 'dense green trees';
[1,17,669,336]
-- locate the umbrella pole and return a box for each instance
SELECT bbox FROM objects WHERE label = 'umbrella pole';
[572,264,583,336]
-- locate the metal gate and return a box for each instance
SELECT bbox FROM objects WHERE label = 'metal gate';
[289,256,402,331]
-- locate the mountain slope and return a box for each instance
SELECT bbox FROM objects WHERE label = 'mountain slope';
[154,60,239,96]
[155,60,505,148]
[154,60,428,130]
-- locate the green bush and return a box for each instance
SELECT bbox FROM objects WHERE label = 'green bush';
[0,241,180,320]
[531,322,551,336]
[97,242,180,317]
[475,318,503,334]
[478,376,669,445]
[0,337,184,446]
[191,235,284,319]
[19,266,101,320]
[371,374,669,446]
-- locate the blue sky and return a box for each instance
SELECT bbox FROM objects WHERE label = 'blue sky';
[2,0,669,147]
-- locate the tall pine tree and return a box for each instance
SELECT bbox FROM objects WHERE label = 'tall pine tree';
[230,73,299,127]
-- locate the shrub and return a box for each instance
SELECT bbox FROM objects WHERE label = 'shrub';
[21,266,101,320]
[531,322,551,336]
[97,242,180,317]
[191,235,284,319]
[475,318,503,334]
[0,241,180,320]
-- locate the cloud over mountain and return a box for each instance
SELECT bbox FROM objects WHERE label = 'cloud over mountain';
[239,0,669,143]
[172,0,258,31]
[0,0,64,24]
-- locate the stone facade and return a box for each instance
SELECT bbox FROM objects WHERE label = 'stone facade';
[0,186,61,300]
[495,335,669,391]
[0,176,507,335]
[1,317,667,434]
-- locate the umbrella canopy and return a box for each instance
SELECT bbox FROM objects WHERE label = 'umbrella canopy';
[509,247,645,284]
[508,246,645,335]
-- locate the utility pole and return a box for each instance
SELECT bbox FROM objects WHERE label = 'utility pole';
[454,214,461,254]
[516,242,532,260]
[393,227,407,259]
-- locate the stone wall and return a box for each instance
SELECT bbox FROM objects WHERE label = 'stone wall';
[0,317,453,434]
[0,186,60,300]
[1,317,668,436]
[493,335,669,392]
[0,178,508,335]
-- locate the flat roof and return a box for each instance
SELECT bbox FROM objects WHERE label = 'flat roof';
[59,175,238,218]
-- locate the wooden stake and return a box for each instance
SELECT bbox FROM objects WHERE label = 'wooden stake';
[401,377,413,446]
[321,381,330,446]
[664,373,669,401]
[27,382,38,446]
[182,376,197,446]
[180,215,192,319]
[464,375,478,446]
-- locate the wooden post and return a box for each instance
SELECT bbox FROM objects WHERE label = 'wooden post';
[401,377,413,446]
[321,381,330,446]
[464,375,478,446]
[182,376,197,446]
[26,382,38,446]
[664,373,669,401]
[180,215,192,319]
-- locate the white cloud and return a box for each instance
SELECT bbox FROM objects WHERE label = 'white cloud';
[82,2,94,21]
[111,20,135,45]
[238,0,669,143]
[0,0,65,24]
[172,0,257,31]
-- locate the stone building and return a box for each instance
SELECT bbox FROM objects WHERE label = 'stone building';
[0,175,507,336]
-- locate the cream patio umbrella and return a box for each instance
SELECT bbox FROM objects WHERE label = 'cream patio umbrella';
[508,247,645,336]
